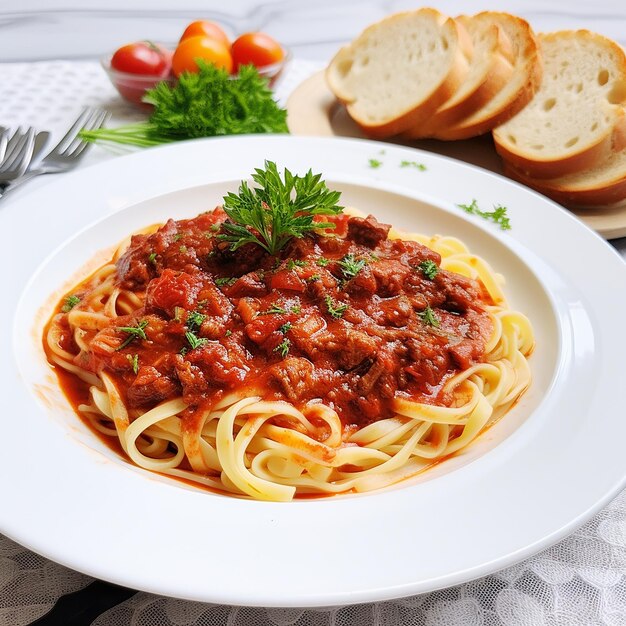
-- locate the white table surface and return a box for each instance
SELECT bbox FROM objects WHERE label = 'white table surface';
[1,2,625,625]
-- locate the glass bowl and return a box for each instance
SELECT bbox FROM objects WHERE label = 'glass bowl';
[101,44,291,108]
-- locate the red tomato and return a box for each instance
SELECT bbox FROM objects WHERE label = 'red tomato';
[172,36,233,77]
[180,20,230,48]
[231,32,284,70]
[111,41,172,76]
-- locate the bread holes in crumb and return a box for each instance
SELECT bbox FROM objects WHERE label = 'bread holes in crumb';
[564,137,579,148]
[441,37,449,50]
[597,69,610,86]
[591,122,599,131]
[607,80,626,104]
[543,98,556,112]
[336,58,353,78]
[531,144,544,150]
[507,135,517,145]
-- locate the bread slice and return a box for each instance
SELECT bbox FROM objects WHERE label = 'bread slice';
[406,15,515,138]
[503,139,626,206]
[494,31,626,178]
[325,8,472,138]
[433,12,541,141]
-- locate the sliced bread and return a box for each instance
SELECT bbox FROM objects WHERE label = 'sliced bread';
[406,15,515,138]
[325,8,472,138]
[503,137,626,206]
[433,12,541,141]
[494,31,626,178]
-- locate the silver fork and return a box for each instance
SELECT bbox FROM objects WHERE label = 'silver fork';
[0,128,36,184]
[0,108,110,197]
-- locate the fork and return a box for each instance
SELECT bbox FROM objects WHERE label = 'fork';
[0,108,110,197]
[0,128,36,184]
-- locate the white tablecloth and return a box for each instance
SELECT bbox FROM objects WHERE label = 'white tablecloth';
[1,59,625,626]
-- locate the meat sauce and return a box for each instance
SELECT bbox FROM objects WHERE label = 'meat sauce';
[60,209,493,429]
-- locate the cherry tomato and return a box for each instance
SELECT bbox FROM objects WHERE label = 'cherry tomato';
[231,32,284,70]
[111,41,172,76]
[179,20,230,48]
[172,36,233,77]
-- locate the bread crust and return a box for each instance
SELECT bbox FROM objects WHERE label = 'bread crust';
[407,19,515,138]
[432,12,542,141]
[503,152,626,206]
[493,30,626,177]
[325,8,472,138]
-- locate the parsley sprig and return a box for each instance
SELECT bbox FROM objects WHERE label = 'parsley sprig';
[324,295,348,319]
[79,64,288,148]
[274,338,291,358]
[457,199,511,230]
[218,161,343,255]
[419,260,439,280]
[338,253,366,279]
[185,331,209,350]
[62,294,81,312]
[418,306,440,327]
[117,320,149,350]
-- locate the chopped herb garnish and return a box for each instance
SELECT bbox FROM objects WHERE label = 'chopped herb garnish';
[418,306,440,327]
[457,199,511,230]
[210,223,221,232]
[225,329,232,337]
[274,338,290,358]
[368,158,382,169]
[259,304,288,316]
[217,161,343,256]
[187,310,206,330]
[117,319,149,350]
[307,273,321,282]
[286,259,307,270]
[316,257,330,267]
[324,295,348,319]
[290,305,302,315]
[215,276,237,287]
[400,160,427,171]
[173,233,183,241]
[127,353,139,375]
[338,253,366,279]
[278,322,292,334]
[419,259,439,280]
[369,253,380,262]
[148,252,157,265]
[62,294,81,312]
[185,330,209,350]
[179,245,188,253]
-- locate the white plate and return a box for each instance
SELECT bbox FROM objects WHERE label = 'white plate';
[1,135,625,607]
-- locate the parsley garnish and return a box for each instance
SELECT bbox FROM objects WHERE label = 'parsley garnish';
[457,199,511,230]
[286,259,307,270]
[324,295,348,319]
[316,257,330,267]
[185,330,209,350]
[148,252,157,265]
[173,233,183,241]
[187,310,206,330]
[127,354,139,375]
[419,260,439,280]
[259,304,288,316]
[210,223,221,232]
[338,253,366,279]
[179,245,187,253]
[225,329,232,337]
[117,320,149,350]
[400,160,427,171]
[274,338,290,358]
[62,294,81,312]
[217,161,343,255]
[368,158,382,169]
[278,322,292,334]
[308,273,321,282]
[418,306,440,327]
[215,276,237,287]
[290,305,302,315]
[79,63,288,147]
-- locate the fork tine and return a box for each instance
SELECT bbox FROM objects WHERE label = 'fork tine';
[0,128,9,163]
[0,129,31,172]
[66,111,110,159]
[51,108,94,155]
[62,108,104,156]
[0,128,34,178]
[1,128,27,167]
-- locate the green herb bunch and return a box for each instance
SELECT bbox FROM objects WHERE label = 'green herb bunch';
[80,63,288,148]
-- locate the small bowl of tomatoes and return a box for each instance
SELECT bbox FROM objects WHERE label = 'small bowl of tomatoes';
[103,21,289,107]
[102,41,174,106]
